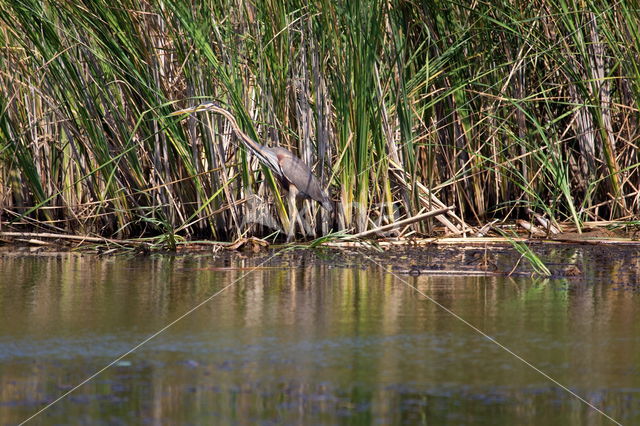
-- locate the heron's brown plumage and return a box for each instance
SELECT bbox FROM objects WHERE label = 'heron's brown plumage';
[270,147,333,211]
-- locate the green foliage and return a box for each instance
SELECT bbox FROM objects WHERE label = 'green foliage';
[1,1,639,240]
[499,230,552,277]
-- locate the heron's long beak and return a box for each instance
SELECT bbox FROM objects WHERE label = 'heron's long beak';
[168,101,222,117]
[168,107,197,117]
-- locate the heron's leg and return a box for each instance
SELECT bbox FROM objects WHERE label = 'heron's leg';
[299,200,315,238]
[296,201,308,239]
[286,186,299,242]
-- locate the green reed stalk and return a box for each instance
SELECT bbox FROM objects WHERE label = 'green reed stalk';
[1,0,639,241]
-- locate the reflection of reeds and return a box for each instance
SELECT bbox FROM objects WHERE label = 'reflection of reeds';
[1,1,639,241]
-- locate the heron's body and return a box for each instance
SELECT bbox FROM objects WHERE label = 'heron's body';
[268,146,332,211]
[169,102,332,239]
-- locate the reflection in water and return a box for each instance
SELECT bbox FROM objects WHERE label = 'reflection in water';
[0,246,639,424]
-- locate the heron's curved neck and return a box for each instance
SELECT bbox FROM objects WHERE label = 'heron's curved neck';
[216,108,265,152]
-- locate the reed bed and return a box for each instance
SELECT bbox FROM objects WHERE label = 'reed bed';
[1,0,639,242]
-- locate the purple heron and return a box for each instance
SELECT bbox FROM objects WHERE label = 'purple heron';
[169,102,332,238]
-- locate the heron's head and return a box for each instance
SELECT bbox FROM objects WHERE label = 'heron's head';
[168,101,227,117]
[321,198,334,213]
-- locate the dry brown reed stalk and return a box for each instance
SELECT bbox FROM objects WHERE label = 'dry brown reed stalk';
[0,1,639,244]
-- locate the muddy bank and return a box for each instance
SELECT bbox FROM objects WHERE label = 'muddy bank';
[2,242,640,283]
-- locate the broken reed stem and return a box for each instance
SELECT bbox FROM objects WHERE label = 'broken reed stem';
[0,232,136,245]
[347,207,454,239]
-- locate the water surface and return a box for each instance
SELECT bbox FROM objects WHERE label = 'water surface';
[1,246,639,424]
